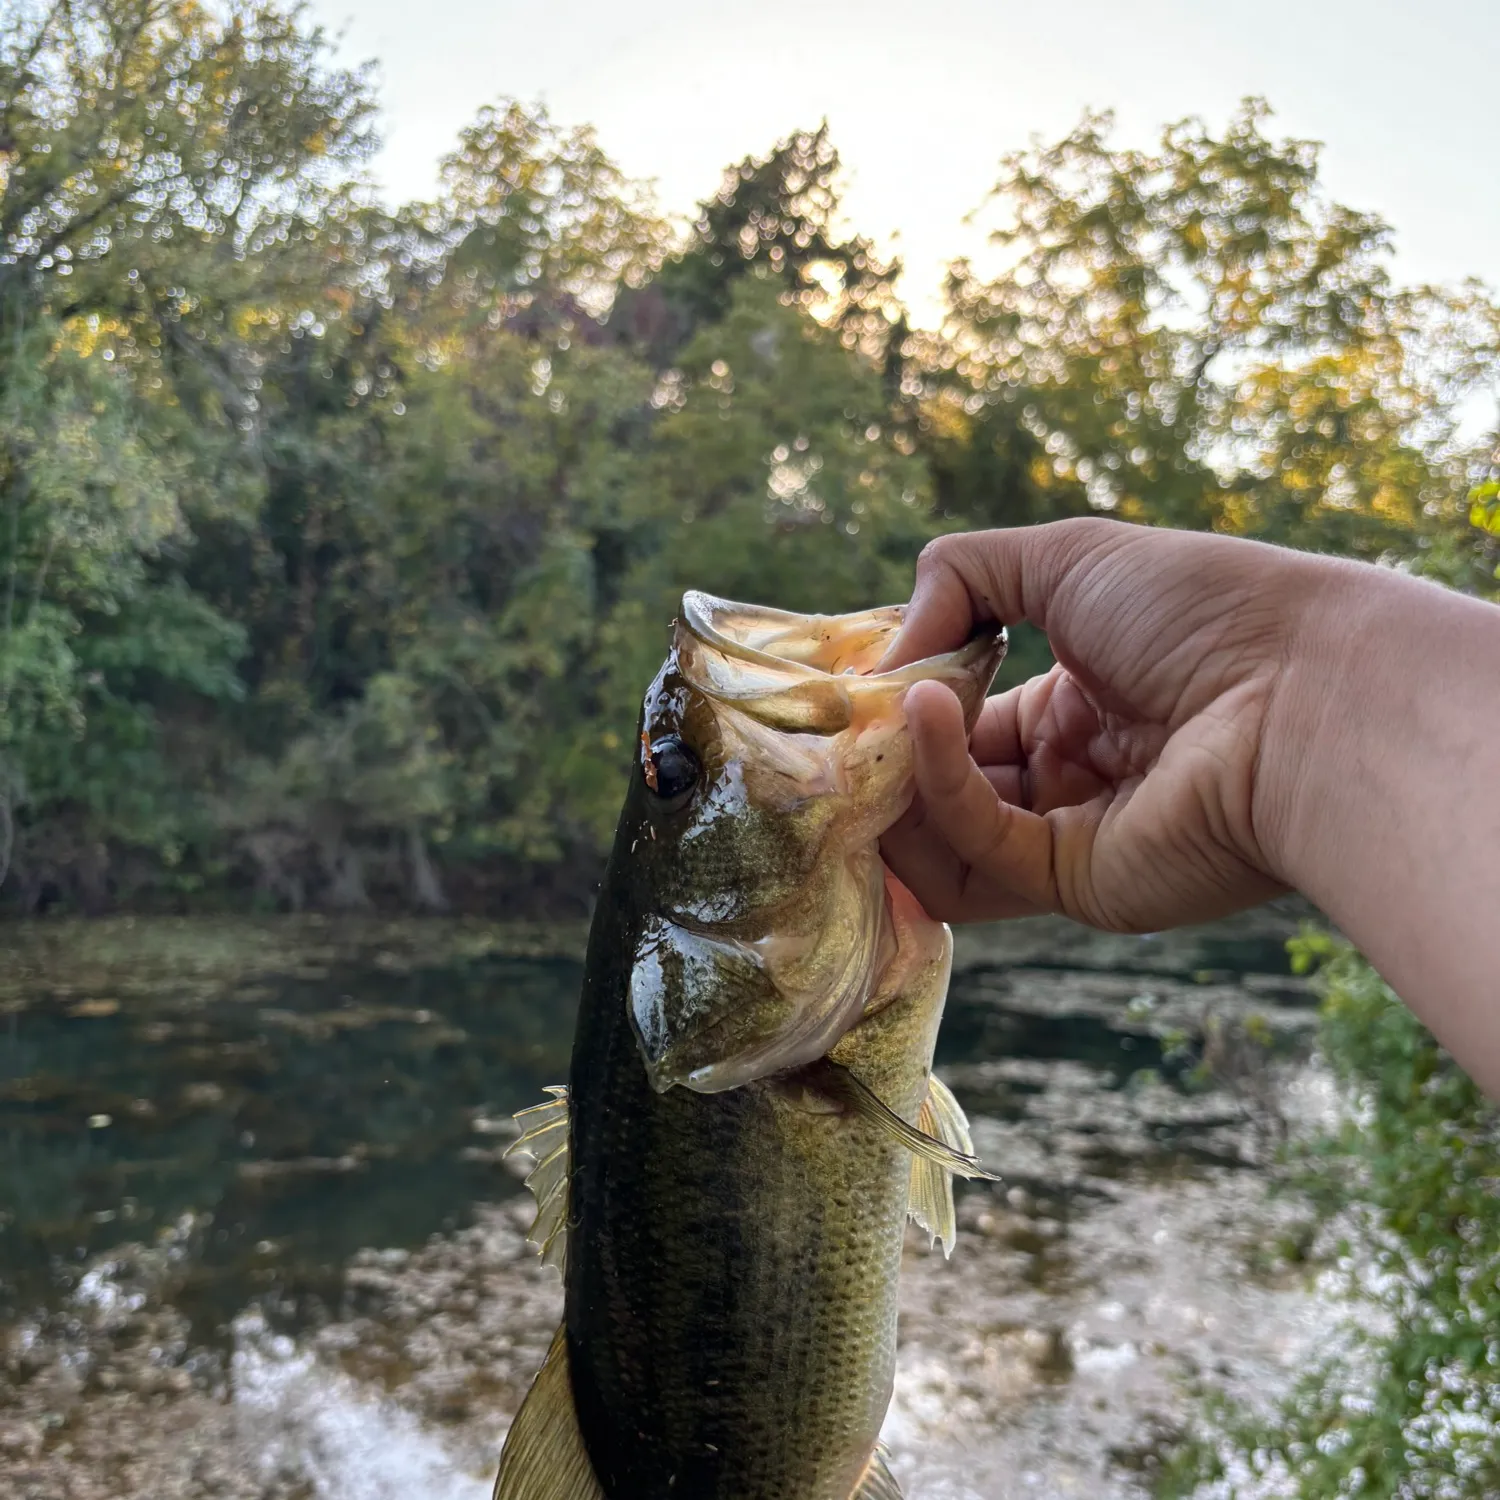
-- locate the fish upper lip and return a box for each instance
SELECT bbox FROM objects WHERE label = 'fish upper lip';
[680,591,901,680]
[681,590,1005,685]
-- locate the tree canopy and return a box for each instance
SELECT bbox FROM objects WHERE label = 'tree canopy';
[0,2,1495,915]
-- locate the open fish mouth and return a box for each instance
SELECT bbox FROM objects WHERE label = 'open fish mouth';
[626,591,1005,1096]
[676,590,1004,736]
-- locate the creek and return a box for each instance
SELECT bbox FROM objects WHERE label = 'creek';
[0,907,1343,1498]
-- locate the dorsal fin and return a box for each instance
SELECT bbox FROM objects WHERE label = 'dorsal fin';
[852,1442,904,1499]
[503,1087,570,1272]
[907,1074,979,1258]
[492,1325,603,1500]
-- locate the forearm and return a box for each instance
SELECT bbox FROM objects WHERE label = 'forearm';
[1267,561,1500,1092]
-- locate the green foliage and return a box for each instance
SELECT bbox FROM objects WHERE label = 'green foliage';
[591,274,936,818]
[0,0,372,905]
[646,122,900,353]
[0,3,1496,912]
[1161,936,1500,1498]
[928,101,1495,558]
[0,323,244,895]
[416,98,670,321]
[1450,480,1500,596]
[1472,483,1500,538]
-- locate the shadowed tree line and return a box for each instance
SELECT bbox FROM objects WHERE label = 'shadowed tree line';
[1,0,1496,917]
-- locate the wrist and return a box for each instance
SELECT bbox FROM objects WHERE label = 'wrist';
[1251,553,1401,897]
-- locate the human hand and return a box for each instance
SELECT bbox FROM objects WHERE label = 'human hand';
[879,518,1338,932]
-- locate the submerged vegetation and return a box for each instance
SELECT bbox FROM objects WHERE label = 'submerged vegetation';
[1,0,1496,916]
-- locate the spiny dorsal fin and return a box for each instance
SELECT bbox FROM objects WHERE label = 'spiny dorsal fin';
[851,1442,904,1499]
[907,1074,978,1258]
[805,1061,997,1182]
[503,1087,570,1273]
[493,1325,603,1500]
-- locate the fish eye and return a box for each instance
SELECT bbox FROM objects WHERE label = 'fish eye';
[646,736,700,801]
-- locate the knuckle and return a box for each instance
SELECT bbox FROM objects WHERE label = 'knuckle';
[973,809,1014,868]
[1051,515,1121,553]
[916,534,959,571]
[944,780,1006,859]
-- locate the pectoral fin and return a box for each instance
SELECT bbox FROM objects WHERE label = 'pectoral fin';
[907,1074,978,1258]
[852,1443,904,1499]
[800,1060,997,1182]
[492,1326,603,1500]
[504,1087,570,1272]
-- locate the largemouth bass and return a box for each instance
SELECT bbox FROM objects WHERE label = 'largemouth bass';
[494,592,1005,1500]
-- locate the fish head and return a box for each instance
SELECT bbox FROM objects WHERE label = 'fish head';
[622,589,1004,1094]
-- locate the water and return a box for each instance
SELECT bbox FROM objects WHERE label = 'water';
[0,920,580,1332]
[0,905,1332,1498]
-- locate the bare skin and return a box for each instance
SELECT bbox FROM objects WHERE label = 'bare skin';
[878,518,1500,1096]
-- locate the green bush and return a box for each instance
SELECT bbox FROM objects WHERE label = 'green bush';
[1162,934,1500,1498]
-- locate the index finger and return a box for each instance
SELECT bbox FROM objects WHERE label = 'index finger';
[879,517,1127,670]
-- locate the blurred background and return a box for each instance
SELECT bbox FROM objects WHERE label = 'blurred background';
[1,2,1497,1497]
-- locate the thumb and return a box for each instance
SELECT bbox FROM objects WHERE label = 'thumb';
[904,680,1062,915]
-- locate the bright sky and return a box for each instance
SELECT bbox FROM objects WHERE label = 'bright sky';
[304,0,1500,329]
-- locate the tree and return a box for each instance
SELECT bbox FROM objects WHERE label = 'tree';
[0,0,374,907]
[628,123,901,363]
[929,100,1499,561]
[1163,936,1500,1498]
[0,322,245,904]
[412,98,669,327]
[3,18,1497,914]
[594,271,936,819]
[198,97,673,910]
[0,0,376,404]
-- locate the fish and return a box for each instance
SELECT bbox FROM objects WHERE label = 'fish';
[494,590,1006,1500]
